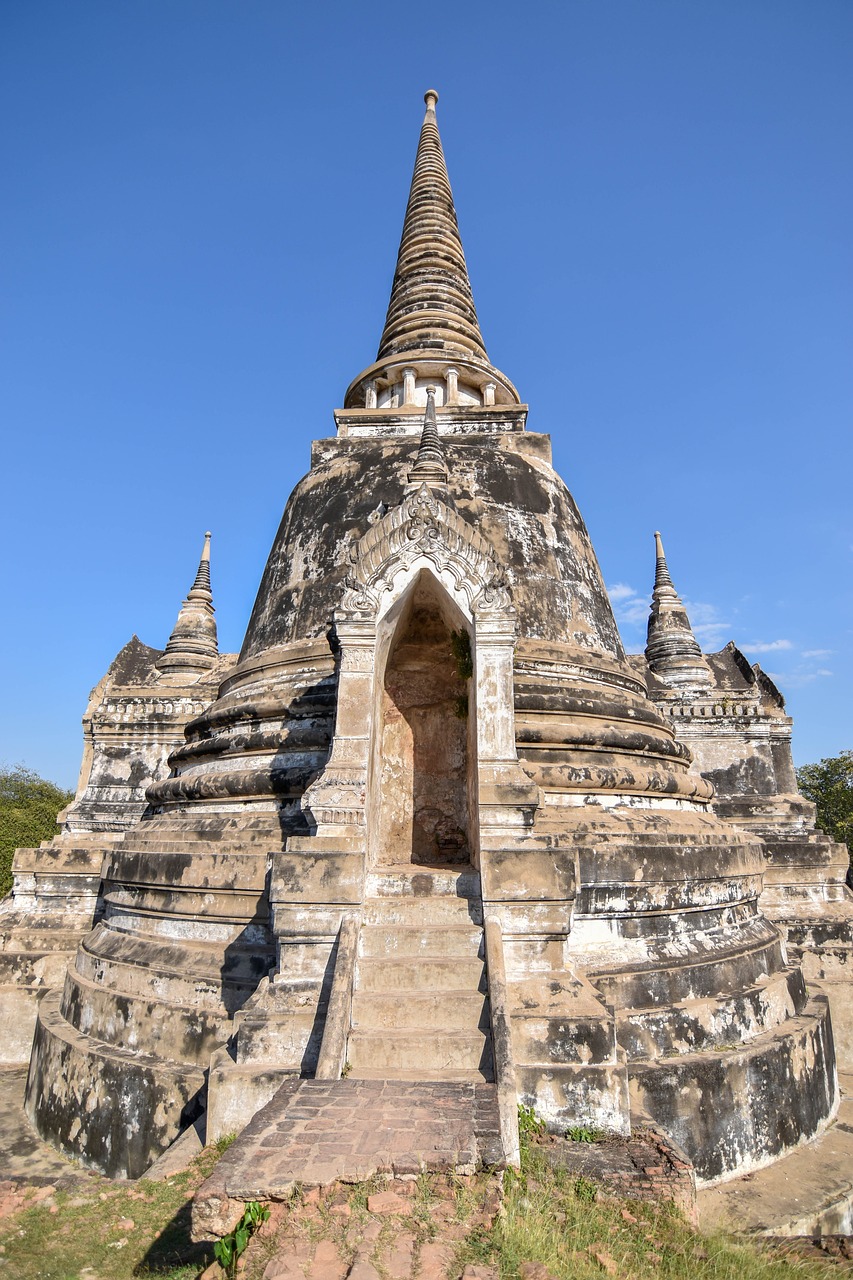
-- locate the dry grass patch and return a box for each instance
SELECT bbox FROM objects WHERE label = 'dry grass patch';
[455,1145,841,1280]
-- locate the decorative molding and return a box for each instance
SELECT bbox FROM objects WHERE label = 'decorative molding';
[340,483,514,621]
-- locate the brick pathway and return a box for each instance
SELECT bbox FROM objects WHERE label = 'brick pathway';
[208,1171,503,1280]
[193,1078,502,1239]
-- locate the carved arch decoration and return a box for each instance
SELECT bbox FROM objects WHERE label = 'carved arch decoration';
[339,483,514,621]
[293,483,533,841]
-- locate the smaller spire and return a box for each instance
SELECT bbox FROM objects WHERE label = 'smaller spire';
[156,531,219,678]
[407,386,448,487]
[645,530,711,689]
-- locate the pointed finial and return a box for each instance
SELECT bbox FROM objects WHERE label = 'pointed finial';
[653,531,674,591]
[156,531,219,677]
[190,531,213,595]
[407,386,447,487]
[424,89,439,112]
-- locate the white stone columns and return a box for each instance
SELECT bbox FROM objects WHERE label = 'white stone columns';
[299,615,376,835]
[473,605,539,828]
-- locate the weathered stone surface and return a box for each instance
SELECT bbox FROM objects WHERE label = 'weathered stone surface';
[7,90,844,1194]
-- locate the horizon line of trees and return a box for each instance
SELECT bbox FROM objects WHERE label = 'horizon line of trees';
[0,764,74,898]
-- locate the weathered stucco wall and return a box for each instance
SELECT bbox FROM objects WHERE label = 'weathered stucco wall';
[240,432,624,660]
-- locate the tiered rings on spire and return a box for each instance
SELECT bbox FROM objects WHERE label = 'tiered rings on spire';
[645,531,711,689]
[156,531,219,677]
[345,92,520,411]
[378,90,487,364]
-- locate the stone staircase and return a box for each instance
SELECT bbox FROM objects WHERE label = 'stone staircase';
[346,869,494,1082]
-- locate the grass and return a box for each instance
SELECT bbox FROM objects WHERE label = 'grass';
[0,1146,223,1280]
[0,1135,841,1280]
[454,1142,838,1280]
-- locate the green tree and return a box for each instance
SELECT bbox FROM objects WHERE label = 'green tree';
[796,751,853,864]
[0,765,74,898]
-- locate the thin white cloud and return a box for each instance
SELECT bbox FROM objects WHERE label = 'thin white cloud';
[767,667,833,688]
[682,599,730,649]
[742,639,793,654]
[606,583,649,628]
[802,648,833,659]
[607,583,639,603]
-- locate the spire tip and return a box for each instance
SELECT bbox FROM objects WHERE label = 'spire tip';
[424,88,439,112]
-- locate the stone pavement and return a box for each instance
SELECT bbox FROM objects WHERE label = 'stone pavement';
[0,1067,96,1189]
[193,1077,502,1240]
[697,1073,853,1237]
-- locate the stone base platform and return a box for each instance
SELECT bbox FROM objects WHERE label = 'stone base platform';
[192,1077,503,1241]
[697,1072,853,1238]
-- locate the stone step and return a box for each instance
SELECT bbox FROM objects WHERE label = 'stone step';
[352,991,489,1032]
[28,987,204,1180]
[61,963,229,1065]
[629,995,837,1184]
[365,869,481,900]
[80,922,274,990]
[100,909,270,949]
[346,1028,492,1075]
[345,1066,491,1082]
[697,1074,853,1235]
[589,917,786,1009]
[114,836,278,856]
[507,971,618,1068]
[0,927,88,952]
[355,955,486,994]
[101,848,270,888]
[101,884,269,923]
[122,819,283,844]
[362,897,482,928]
[358,924,483,960]
[617,965,807,1060]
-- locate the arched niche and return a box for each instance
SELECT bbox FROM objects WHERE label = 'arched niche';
[296,486,537,845]
[368,569,477,870]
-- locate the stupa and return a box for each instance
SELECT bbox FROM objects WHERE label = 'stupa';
[5,91,846,1186]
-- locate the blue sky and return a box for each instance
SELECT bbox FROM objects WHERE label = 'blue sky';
[1,1,850,789]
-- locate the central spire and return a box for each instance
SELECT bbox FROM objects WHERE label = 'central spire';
[378,89,487,366]
[344,91,520,412]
